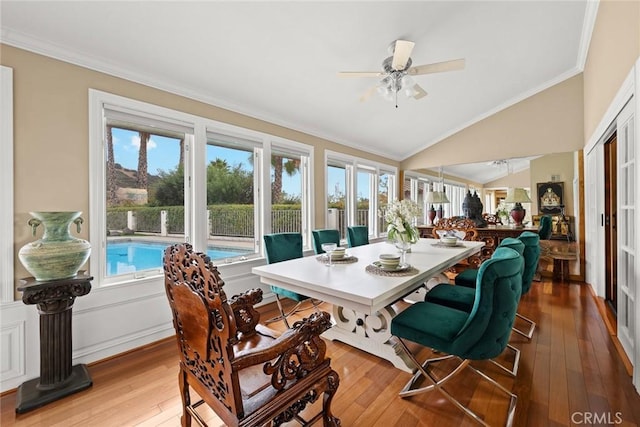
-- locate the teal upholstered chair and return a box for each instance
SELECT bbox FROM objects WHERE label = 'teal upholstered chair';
[512,231,540,339]
[346,226,369,248]
[263,232,312,328]
[538,214,553,240]
[424,238,525,376]
[454,238,524,288]
[535,215,553,282]
[312,229,341,254]
[391,247,523,425]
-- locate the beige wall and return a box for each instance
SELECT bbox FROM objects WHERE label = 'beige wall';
[401,74,585,171]
[2,44,398,283]
[583,0,640,142]
[530,152,575,217]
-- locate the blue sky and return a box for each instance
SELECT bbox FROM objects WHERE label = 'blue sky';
[111,127,359,199]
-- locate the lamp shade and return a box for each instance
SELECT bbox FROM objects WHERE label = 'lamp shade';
[504,188,531,204]
[425,191,450,204]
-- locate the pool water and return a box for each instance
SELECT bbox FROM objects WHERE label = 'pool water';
[106,241,252,276]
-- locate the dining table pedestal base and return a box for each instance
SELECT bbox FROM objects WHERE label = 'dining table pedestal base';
[322,305,417,373]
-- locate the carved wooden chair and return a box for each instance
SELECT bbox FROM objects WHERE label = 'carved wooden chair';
[163,244,341,427]
[431,217,479,241]
[431,217,482,273]
[482,212,503,225]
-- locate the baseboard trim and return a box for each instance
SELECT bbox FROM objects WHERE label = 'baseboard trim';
[588,284,633,376]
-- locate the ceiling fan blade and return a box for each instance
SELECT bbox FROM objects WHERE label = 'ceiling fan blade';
[412,84,428,100]
[392,40,415,71]
[337,71,383,78]
[408,58,465,76]
[359,85,378,102]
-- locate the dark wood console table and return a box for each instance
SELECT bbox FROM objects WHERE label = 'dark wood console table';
[16,274,93,413]
[418,224,539,262]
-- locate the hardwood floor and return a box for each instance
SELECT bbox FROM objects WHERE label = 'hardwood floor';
[2,278,639,426]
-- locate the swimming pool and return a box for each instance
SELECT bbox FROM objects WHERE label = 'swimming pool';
[106,241,252,276]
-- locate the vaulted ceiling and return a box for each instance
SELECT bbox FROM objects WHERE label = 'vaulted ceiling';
[1,1,595,167]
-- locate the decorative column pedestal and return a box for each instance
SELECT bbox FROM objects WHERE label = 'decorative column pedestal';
[15,274,93,414]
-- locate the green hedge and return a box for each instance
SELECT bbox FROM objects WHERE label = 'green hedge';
[106,204,303,236]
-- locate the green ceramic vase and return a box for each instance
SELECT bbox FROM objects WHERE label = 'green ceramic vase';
[18,211,92,281]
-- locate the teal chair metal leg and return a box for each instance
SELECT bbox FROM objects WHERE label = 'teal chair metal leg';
[396,338,517,427]
[513,312,536,339]
[490,343,521,377]
[265,294,321,329]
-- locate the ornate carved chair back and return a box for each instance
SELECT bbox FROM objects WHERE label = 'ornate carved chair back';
[432,217,481,271]
[432,217,479,241]
[482,212,503,225]
[163,243,341,427]
[163,243,243,419]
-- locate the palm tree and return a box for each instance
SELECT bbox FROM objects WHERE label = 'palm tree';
[106,125,118,206]
[271,155,300,203]
[137,131,149,190]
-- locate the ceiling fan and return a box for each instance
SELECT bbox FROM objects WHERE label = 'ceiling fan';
[338,40,465,107]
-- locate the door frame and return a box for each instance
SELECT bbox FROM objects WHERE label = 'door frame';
[585,60,639,388]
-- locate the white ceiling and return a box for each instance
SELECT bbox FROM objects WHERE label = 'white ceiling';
[433,155,541,185]
[1,1,594,164]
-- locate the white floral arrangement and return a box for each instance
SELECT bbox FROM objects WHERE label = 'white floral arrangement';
[380,199,421,244]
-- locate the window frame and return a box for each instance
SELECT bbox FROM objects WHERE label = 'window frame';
[324,150,397,240]
[89,90,313,287]
[403,172,434,225]
[1,66,14,302]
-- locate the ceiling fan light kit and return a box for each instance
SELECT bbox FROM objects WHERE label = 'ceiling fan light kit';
[338,39,465,108]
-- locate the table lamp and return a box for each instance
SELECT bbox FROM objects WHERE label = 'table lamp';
[425,190,449,222]
[504,187,531,228]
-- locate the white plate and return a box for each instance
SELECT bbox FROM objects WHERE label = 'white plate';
[331,254,355,261]
[371,261,411,272]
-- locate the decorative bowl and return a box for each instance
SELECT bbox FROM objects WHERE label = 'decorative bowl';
[331,247,346,259]
[440,236,459,246]
[378,253,401,269]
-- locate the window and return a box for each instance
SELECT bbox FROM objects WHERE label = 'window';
[403,173,433,225]
[90,90,311,286]
[206,132,260,260]
[91,98,196,284]
[356,169,373,228]
[443,182,466,218]
[325,151,397,241]
[378,171,391,233]
[105,125,187,277]
[270,141,313,247]
[327,163,348,240]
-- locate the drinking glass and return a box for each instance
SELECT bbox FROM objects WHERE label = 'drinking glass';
[321,243,337,267]
[394,240,411,266]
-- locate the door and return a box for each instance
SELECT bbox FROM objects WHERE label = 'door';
[604,135,618,313]
[616,99,635,362]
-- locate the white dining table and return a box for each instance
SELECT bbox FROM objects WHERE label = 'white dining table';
[251,238,484,372]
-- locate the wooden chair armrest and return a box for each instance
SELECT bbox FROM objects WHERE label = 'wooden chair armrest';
[229,288,263,338]
[232,311,332,390]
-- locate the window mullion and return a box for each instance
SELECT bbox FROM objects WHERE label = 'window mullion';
[189,129,207,252]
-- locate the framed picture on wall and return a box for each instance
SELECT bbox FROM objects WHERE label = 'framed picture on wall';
[537,181,564,214]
